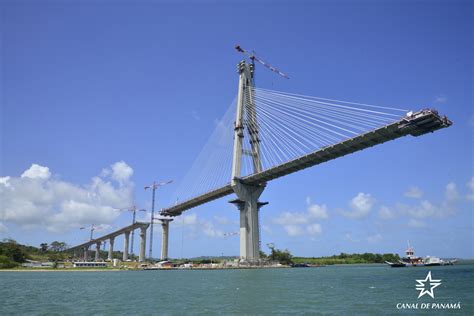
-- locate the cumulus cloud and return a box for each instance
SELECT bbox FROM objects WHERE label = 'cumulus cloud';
[284,225,303,236]
[21,164,51,180]
[110,161,133,184]
[273,212,309,225]
[306,223,322,235]
[308,203,329,220]
[213,215,230,225]
[341,193,375,219]
[0,177,11,187]
[172,213,226,239]
[0,222,8,233]
[395,180,464,221]
[445,182,459,201]
[408,219,426,228]
[433,95,447,104]
[367,233,383,243]
[404,186,423,199]
[378,206,395,220]
[0,162,134,232]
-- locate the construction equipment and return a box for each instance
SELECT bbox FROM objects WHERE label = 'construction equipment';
[80,224,95,241]
[144,180,173,260]
[116,206,146,255]
[235,45,289,79]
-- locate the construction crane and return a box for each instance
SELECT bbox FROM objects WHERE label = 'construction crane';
[144,180,173,260]
[223,231,239,237]
[80,224,96,241]
[115,205,146,255]
[235,45,290,79]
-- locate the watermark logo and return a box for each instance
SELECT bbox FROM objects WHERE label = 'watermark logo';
[416,271,441,299]
[395,271,462,310]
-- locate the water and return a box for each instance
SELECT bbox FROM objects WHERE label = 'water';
[1,264,473,315]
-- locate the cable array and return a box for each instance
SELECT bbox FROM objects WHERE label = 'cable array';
[169,98,236,204]
[240,87,409,175]
[168,87,409,203]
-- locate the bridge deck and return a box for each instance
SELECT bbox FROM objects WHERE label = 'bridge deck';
[161,109,451,217]
[68,222,150,251]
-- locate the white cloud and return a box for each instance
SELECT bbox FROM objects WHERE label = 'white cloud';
[173,214,198,227]
[202,221,225,238]
[273,211,309,225]
[367,233,382,243]
[404,186,423,199]
[283,225,303,236]
[213,215,230,225]
[378,206,395,220]
[0,162,134,232]
[398,200,436,219]
[467,177,474,201]
[0,222,8,233]
[306,223,322,235]
[341,193,375,219]
[109,161,133,184]
[308,203,328,220]
[433,95,447,104]
[0,177,11,187]
[21,164,51,180]
[344,233,359,242]
[408,219,426,228]
[445,182,459,201]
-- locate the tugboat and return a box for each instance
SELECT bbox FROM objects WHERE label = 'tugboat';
[385,242,456,267]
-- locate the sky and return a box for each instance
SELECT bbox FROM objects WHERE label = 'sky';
[1,0,472,259]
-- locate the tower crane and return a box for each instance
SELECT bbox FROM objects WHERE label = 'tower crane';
[235,45,290,79]
[115,205,146,255]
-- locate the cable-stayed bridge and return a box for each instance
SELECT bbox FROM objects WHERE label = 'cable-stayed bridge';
[160,60,452,262]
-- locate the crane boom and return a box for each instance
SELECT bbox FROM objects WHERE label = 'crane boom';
[235,45,289,79]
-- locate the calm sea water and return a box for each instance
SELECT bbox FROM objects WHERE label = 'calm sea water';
[1,264,473,315]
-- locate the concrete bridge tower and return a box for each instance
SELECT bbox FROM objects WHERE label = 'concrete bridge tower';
[230,60,267,262]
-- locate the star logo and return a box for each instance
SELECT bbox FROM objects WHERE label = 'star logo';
[416,271,441,299]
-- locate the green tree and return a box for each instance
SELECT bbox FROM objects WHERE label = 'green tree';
[40,243,49,253]
[0,240,27,263]
[268,244,293,265]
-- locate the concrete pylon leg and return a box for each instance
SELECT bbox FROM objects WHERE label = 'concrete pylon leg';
[139,227,146,262]
[123,231,130,261]
[108,237,114,261]
[230,182,266,262]
[160,219,173,260]
[83,247,88,261]
[95,242,101,261]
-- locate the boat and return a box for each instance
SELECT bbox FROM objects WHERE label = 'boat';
[385,242,456,267]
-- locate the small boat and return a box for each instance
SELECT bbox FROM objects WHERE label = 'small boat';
[385,242,456,268]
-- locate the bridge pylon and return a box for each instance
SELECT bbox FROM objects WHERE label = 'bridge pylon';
[230,60,267,262]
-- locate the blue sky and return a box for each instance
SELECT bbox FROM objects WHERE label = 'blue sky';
[1,0,472,259]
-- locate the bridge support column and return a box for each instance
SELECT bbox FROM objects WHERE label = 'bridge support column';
[108,237,114,261]
[123,231,130,261]
[95,242,101,261]
[230,182,267,262]
[160,219,173,260]
[139,227,147,262]
[83,246,89,261]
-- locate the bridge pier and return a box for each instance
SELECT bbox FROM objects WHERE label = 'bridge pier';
[108,237,114,261]
[95,242,101,261]
[139,227,147,262]
[123,231,130,261]
[230,182,267,262]
[83,246,88,261]
[160,219,173,260]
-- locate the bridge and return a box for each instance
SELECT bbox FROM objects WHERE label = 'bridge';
[68,57,452,263]
[68,222,150,262]
[158,59,452,262]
